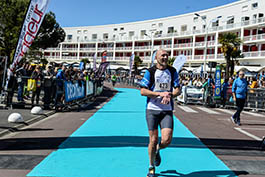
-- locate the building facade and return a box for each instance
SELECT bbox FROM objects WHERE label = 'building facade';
[44,0,265,67]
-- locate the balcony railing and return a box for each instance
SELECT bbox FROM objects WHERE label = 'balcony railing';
[174,43,193,48]
[115,47,133,50]
[243,51,265,58]
[98,47,114,51]
[195,41,215,47]
[243,33,265,42]
[80,48,95,51]
[134,46,152,50]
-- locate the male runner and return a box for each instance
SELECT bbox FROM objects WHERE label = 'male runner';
[140,49,181,177]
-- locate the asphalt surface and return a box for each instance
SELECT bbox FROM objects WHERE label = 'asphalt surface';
[0,83,264,177]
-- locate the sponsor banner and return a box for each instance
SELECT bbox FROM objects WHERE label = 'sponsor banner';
[214,65,221,99]
[96,62,110,78]
[173,55,186,73]
[129,53,135,77]
[10,0,50,72]
[151,50,157,67]
[86,80,94,96]
[64,81,85,102]
[93,53,97,71]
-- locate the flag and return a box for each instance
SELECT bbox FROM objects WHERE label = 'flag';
[129,53,135,77]
[93,53,97,71]
[101,51,107,63]
[10,0,50,72]
[151,50,157,67]
[79,62,84,71]
[173,55,187,73]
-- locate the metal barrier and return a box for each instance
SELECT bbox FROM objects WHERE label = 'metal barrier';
[1,76,104,111]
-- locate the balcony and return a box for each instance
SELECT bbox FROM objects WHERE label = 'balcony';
[243,51,265,58]
[243,33,265,42]
[98,47,114,51]
[174,43,193,48]
[195,41,215,47]
[115,47,133,51]
[134,46,152,50]
[194,54,215,60]
[80,48,95,51]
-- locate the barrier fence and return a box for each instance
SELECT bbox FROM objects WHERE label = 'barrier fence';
[1,76,104,111]
[109,78,265,112]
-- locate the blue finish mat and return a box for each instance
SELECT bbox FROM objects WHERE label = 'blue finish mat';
[27,88,236,177]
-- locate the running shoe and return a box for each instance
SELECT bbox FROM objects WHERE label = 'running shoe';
[230,116,236,124]
[147,166,155,177]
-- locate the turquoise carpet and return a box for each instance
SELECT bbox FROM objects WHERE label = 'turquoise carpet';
[27,88,236,177]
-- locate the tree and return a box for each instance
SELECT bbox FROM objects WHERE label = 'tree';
[219,32,243,79]
[167,57,176,67]
[0,1,65,67]
[31,12,65,50]
[0,0,30,65]
[133,56,143,75]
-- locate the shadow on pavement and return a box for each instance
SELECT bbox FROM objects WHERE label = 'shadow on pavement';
[157,169,248,177]
[0,136,262,151]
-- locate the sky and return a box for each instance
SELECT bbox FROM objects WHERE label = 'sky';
[47,0,239,27]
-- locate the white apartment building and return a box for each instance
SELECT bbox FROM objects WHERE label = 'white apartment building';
[44,0,265,67]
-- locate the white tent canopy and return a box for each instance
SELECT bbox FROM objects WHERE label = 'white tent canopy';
[235,66,265,73]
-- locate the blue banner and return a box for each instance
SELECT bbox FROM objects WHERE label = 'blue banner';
[64,81,85,102]
[79,62,84,71]
[214,66,221,99]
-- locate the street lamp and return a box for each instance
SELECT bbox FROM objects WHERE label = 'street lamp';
[144,33,154,67]
[195,13,222,75]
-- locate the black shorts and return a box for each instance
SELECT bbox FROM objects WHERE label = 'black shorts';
[146,110,173,131]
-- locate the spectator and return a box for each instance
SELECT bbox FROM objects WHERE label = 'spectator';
[221,78,229,108]
[16,62,27,102]
[231,71,248,126]
[55,65,66,109]
[43,65,53,110]
[31,65,43,106]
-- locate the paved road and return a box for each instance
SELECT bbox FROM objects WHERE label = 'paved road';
[0,86,264,177]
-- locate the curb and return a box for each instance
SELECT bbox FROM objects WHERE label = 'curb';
[0,110,56,138]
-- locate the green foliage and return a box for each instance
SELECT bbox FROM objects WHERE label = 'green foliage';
[133,55,143,75]
[167,57,175,66]
[0,1,65,68]
[31,12,65,49]
[81,58,90,65]
[219,32,243,79]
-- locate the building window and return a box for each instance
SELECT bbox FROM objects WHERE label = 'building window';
[242,5,248,12]
[212,20,219,27]
[77,30,81,34]
[201,15,206,20]
[168,26,174,33]
[83,30,88,34]
[120,27,124,31]
[67,34,73,41]
[241,16,250,21]
[252,3,258,9]
[92,34,97,40]
[77,36,80,41]
[181,25,187,32]
[158,23,163,27]
[141,30,146,36]
[84,36,88,41]
[203,25,206,29]
[227,16,234,24]
[152,24,156,28]
[129,31,135,37]
[103,33,108,39]
[193,26,196,31]
[193,17,198,22]
[114,28,117,31]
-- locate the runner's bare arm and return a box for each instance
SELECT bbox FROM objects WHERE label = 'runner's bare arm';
[172,87,181,97]
[140,88,170,99]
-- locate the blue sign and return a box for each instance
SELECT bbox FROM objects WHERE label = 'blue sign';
[214,66,221,99]
[64,81,85,102]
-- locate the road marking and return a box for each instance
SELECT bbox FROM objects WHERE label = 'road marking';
[241,127,265,131]
[234,127,262,141]
[177,105,198,113]
[215,108,234,115]
[197,107,220,114]
[242,111,264,117]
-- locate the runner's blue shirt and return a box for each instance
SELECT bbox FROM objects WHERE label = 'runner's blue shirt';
[140,66,180,111]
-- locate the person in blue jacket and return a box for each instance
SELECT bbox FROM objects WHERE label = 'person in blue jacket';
[231,71,248,126]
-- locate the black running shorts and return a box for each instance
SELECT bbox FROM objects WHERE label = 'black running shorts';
[146,110,173,131]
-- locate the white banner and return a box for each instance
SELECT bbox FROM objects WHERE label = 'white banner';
[10,0,50,72]
[93,52,97,71]
[173,55,186,73]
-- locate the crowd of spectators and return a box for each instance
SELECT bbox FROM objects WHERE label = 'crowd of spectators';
[4,62,96,109]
